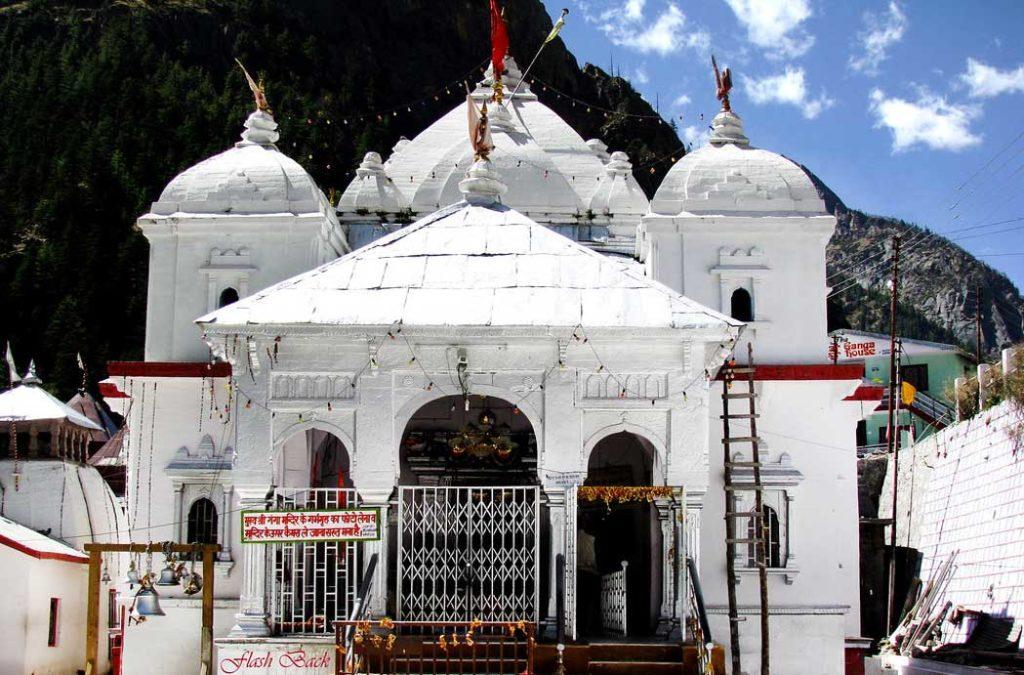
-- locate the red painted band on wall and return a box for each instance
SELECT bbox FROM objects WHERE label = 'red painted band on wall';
[715,363,864,381]
[0,534,88,564]
[106,361,231,378]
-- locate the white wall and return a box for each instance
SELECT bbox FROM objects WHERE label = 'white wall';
[881,399,1024,641]
[0,550,94,675]
[702,378,863,674]
[111,375,242,598]
[120,600,238,675]
[641,215,835,364]
[140,215,335,363]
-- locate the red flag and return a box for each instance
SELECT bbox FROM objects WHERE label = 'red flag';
[490,0,509,79]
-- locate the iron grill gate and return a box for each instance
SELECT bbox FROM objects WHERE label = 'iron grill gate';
[268,488,360,635]
[397,486,540,623]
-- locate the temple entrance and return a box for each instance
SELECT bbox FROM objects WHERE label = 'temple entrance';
[396,395,540,622]
[399,394,537,486]
[578,431,661,639]
[269,427,359,635]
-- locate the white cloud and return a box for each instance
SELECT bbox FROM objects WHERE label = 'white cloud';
[959,58,1024,98]
[868,88,982,152]
[623,0,645,21]
[683,124,711,148]
[743,68,835,119]
[582,1,710,56]
[722,0,814,59]
[631,66,650,84]
[849,1,907,76]
[673,93,691,108]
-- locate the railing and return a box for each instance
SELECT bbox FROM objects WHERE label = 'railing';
[334,620,535,675]
[686,556,714,675]
[600,560,628,635]
[879,389,956,429]
[268,488,360,635]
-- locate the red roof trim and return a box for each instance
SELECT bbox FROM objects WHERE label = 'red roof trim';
[715,363,864,381]
[0,534,88,564]
[844,384,886,402]
[106,361,231,378]
[98,382,129,399]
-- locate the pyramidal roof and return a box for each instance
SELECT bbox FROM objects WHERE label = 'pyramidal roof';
[200,161,738,334]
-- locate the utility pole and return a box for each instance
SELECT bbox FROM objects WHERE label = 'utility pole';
[975,283,983,363]
[885,235,902,634]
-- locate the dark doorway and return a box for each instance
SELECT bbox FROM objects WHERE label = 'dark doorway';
[579,432,660,639]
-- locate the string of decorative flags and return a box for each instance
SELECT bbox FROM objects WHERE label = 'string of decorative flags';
[282,64,687,137]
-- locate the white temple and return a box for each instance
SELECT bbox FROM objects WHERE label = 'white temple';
[96,58,869,675]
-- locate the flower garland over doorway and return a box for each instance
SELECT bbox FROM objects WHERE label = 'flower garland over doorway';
[577,485,678,506]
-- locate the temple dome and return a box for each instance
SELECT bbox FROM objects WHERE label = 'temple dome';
[356,58,650,219]
[651,110,826,216]
[337,152,409,213]
[150,110,336,217]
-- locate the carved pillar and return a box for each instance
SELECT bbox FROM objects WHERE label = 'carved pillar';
[229,489,272,637]
[544,487,566,632]
[173,484,185,542]
[220,485,234,562]
[784,492,797,570]
[359,486,392,617]
[657,501,673,621]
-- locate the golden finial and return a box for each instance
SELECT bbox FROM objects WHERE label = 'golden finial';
[712,55,732,113]
[235,58,271,113]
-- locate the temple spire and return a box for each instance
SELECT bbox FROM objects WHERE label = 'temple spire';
[712,55,732,113]
[234,59,279,147]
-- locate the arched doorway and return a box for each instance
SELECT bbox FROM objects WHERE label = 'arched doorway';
[399,394,537,486]
[270,427,357,635]
[578,431,661,639]
[395,395,541,622]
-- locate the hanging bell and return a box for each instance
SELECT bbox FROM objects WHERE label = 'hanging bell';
[101,564,111,584]
[155,561,179,586]
[134,580,165,617]
[183,571,203,596]
[126,559,140,586]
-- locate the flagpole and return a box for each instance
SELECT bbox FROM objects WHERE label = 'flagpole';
[506,9,568,102]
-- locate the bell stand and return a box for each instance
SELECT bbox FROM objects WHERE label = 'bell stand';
[83,542,221,675]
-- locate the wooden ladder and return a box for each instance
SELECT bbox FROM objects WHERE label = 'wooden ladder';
[720,343,770,674]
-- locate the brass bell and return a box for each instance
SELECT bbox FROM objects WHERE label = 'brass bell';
[126,559,140,586]
[134,579,165,617]
[183,571,203,596]
[155,561,179,586]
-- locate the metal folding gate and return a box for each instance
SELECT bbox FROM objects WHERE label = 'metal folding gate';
[268,488,360,635]
[397,486,540,623]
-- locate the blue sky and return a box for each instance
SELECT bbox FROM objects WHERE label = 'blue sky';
[540,0,1024,291]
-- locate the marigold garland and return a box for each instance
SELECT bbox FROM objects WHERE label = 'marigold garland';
[577,486,678,506]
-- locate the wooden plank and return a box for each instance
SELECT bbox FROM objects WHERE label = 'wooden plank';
[202,549,215,672]
[724,393,755,399]
[723,436,760,443]
[720,413,759,419]
[725,462,762,468]
[85,549,101,674]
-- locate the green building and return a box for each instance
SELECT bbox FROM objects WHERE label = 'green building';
[829,329,976,452]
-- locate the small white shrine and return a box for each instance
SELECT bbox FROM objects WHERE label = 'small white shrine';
[99,59,868,675]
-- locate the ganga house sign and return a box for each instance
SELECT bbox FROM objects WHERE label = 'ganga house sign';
[241,508,381,543]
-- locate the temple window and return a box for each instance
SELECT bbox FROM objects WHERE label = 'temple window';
[730,287,753,321]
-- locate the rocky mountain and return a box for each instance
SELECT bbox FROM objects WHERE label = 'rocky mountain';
[807,169,1024,357]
